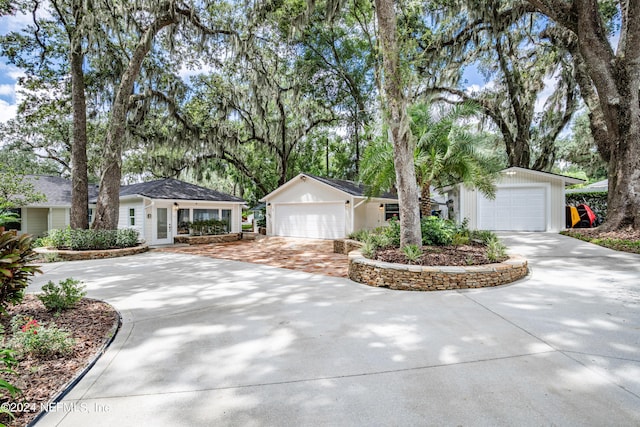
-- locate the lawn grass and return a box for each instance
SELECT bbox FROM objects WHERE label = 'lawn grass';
[560,230,640,254]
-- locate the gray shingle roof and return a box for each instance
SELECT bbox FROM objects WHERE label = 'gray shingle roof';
[118,178,244,202]
[24,175,99,207]
[305,174,397,199]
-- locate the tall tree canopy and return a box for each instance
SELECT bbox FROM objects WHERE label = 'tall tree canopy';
[524,0,639,230]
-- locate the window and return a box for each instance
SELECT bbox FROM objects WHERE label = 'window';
[177,209,190,235]
[88,208,94,226]
[129,208,135,226]
[5,208,21,231]
[221,209,232,232]
[384,204,400,221]
[193,209,219,221]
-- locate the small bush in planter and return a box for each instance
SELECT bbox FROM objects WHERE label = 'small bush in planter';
[38,278,86,312]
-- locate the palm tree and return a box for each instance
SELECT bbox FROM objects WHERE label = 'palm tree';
[361,102,500,217]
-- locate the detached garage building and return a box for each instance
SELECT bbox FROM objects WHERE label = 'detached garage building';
[446,167,583,232]
[261,173,397,239]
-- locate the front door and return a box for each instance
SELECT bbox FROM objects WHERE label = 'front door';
[154,206,173,245]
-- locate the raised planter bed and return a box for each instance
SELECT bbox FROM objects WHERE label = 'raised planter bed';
[35,244,149,261]
[173,233,242,245]
[333,238,364,254]
[348,250,528,291]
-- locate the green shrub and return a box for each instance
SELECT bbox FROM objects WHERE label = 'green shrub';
[47,227,72,248]
[0,232,41,314]
[32,235,54,248]
[46,228,139,250]
[8,316,75,359]
[421,216,458,246]
[360,242,376,258]
[451,232,470,246]
[115,228,139,248]
[402,244,422,264]
[367,233,393,250]
[0,345,21,422]
[348,229,371,242]
[469,229,498,244]
[38,278,86,312]
[486,238,507,262]
[382,217,401,247]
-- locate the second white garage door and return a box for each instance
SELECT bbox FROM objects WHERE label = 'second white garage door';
[477,187,547,231]
[274,203,346,239]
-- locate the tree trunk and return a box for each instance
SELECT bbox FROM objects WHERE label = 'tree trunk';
[527,0,640,230]
[69,0,88,230]
[420,184,432,218]
[93,14,176,230]
[374,0,421,247]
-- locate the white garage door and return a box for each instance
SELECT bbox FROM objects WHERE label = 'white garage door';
[274,203,346,239]
[477,187,547,231]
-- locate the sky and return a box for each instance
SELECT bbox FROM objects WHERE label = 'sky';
[0,10,31,123]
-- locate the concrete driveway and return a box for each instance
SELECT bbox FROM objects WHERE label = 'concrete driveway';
[30,233,640,426]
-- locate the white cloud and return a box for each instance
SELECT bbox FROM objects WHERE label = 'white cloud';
[0,12,32,35]
[0,98,17,123]
[0,84,13,96]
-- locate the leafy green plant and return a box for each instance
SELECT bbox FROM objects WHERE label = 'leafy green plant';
[451,232,470,246]
[360,242,376,258]
[348,229,371,242]
[402,244,422,264]
[367,233,393,250]
[38,278,86,312]
[45,228,139,250]
[0,346,21,423]
[115,228,139,248]
[469,229,498,245]
[421,216,458,246]
[486,239,507,262]
[382,217,401,247]
[8,315,75,359]
[0,232,41,314]
[46,227,72,249]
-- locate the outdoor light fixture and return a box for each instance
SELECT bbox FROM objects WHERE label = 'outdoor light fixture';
[300,175,307,181]
[345,200,350,205]
[379,203,384,210]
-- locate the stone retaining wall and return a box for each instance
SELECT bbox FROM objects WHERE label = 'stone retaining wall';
[349,250,528,291]
[333,239,364,254]
[173,233,242,245]
[35,245,149,261]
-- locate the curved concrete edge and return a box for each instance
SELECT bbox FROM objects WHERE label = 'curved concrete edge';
[348,250,528,291]
[27,299,122,427]
[35,244,149,261]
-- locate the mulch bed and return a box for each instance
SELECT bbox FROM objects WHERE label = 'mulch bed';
[374,243,508,266]
[0,295,118,427]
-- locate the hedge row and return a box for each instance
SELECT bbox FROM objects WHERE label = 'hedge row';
[41,227,140,251]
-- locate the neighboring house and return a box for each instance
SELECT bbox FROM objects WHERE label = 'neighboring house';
[93,179,245,245]
[14,176,245,245]
[444,167,584,232]
[10,175,99,238]
[566,178,608,194]
[260,173,398,239]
